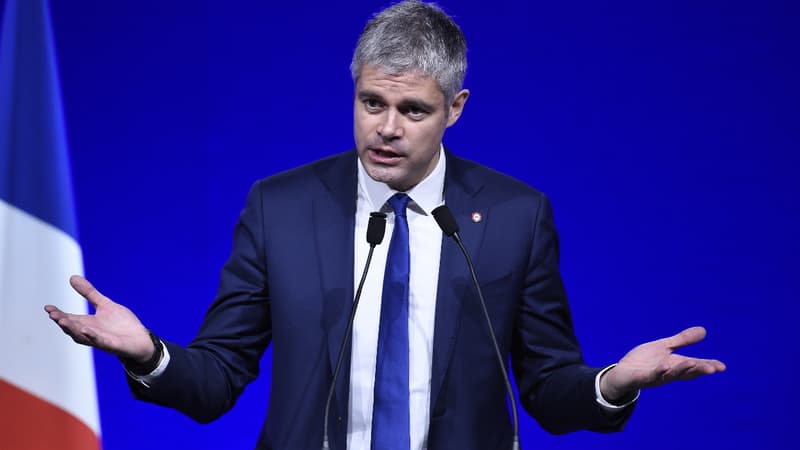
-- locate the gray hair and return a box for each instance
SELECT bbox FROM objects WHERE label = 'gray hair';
[350,0,467,104]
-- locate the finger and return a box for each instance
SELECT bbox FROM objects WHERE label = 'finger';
[44,304,63,315]
[45,305,74,324]
[45,304,86,323]
[684,358,726,374]
[663,358,700,381]
[665,326,707,350]
[51,311,84,333]
[51,314,89,343]
[72,324,102,347]
[664,356,726,382]
[43,303,103,348]
[52,314,105,347]
[64,324,97,347]
[45,307,100,348]
[69,275,111,309]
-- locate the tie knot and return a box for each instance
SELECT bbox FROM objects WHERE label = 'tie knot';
[387,193,410,218]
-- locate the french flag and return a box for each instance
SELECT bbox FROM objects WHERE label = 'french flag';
[0,0,101,448]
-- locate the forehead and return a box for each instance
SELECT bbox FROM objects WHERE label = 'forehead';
[356,65,445,105]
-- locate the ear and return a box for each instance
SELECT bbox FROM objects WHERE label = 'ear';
[445,89,470,128]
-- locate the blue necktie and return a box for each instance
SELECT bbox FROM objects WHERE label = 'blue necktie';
[371,193,411,450]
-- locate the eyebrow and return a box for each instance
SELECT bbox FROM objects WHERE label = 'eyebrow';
[357,89,384,101]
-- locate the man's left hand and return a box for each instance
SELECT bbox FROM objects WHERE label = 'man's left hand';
[599,326,726,403]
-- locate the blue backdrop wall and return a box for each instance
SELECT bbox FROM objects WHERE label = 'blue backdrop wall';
[3,0,798,449]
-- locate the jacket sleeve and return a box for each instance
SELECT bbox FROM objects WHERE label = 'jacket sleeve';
[511,193,633,434]
[128,181,272,423]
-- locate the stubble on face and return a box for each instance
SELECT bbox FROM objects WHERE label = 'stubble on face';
[353,66,449,192]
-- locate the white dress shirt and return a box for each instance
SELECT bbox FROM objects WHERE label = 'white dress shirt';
[347,147,446,450]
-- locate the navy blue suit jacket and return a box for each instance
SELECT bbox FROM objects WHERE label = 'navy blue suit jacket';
[131,150,630,449]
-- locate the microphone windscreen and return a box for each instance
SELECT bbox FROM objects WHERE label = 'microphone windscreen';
[367,212,387,245]
[432,205,460,237]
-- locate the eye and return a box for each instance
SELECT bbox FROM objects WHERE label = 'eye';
[363,98,383,112]
[405,106,428,121]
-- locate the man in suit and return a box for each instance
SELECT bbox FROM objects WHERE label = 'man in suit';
[45,1,725,449]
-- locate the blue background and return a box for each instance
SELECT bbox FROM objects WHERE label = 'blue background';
[3,0,798,448]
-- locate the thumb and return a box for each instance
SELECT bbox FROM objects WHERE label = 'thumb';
[665,326,707,351]
[69,275,111,309]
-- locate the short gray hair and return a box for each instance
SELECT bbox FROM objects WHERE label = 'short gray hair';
[350,0,467,104]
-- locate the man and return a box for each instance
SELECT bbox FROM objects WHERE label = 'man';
[45,1,725,449]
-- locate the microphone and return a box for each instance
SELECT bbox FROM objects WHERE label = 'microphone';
[322,211,387,450]
[431,205,521,450]
[366,211,387,246]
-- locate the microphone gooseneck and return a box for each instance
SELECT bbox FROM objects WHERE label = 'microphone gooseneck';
[322,212,387,450]
[431,205,521,450]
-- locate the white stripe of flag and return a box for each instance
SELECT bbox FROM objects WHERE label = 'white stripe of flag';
[0,0,101,447]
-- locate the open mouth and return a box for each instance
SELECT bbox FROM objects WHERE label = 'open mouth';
[370,147,403,162]
[374,149,400,157]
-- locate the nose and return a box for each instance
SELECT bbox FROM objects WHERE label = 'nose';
[377,110,403,141]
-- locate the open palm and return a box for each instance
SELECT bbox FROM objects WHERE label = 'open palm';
[601,326,726,401]
[44,275,154,361]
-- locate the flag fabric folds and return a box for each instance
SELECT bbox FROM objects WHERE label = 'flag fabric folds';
[0,0,101,448]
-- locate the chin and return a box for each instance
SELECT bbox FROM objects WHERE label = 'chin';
[366,167,406,190]
[365,167,393,184]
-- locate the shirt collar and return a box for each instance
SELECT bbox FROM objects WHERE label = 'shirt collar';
[357,145,446,215]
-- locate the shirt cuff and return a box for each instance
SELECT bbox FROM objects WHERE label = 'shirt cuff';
[124,340,171,388]
[594,364,639,410]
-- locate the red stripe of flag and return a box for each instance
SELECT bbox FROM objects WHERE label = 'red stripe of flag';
[0,379,99,450]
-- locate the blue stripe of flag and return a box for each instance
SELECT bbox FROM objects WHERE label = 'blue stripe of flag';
[0,0,78,241]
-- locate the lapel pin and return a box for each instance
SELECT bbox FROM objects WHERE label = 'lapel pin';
[471,211,483,223]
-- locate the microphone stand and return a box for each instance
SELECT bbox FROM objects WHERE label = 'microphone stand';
[322,212,386,450]
[432,205,521,450]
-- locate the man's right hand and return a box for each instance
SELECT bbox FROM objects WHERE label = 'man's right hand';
[44,275,154,363]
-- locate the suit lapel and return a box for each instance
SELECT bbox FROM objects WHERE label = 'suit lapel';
[430,153,488,411]
[313,151,358,432]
